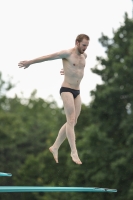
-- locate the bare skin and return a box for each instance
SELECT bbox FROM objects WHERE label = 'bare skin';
[18,38,89,164]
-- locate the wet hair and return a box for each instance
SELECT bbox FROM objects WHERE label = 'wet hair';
[75,34,90,44]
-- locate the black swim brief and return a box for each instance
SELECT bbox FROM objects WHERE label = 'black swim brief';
[60,87,80,99]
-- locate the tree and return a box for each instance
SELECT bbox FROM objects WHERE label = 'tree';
[86,13,133,200]
[0,72,66,200]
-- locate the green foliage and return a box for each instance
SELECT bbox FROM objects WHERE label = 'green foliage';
[89,13,133,200]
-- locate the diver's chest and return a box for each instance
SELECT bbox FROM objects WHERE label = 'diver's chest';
[69,57,85,68]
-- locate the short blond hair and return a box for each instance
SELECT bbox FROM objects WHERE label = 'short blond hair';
[75,34,90,44]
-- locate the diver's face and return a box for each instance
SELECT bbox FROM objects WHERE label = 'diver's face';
[76,39,89,54]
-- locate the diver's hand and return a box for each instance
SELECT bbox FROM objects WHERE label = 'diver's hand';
[18,60,31,69]
[60,69,64,75]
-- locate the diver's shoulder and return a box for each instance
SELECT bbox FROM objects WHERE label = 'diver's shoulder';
[83,52,87,59]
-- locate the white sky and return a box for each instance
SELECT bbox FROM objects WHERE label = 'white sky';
[0,0,132,107]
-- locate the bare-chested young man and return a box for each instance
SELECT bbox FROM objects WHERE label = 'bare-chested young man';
[18,34,90,165]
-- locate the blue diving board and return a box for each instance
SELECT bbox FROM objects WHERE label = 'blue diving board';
[0,172,12,177]
[0,186,117,193]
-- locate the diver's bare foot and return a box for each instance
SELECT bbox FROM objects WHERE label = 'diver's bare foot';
[49,146,58,163]
[71,152,82,165]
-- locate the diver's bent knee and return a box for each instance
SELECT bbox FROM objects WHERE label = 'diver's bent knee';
[67,118,75,126]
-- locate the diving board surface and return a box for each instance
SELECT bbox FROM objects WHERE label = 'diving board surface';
[0,172,12,177]
[0,186,117,193]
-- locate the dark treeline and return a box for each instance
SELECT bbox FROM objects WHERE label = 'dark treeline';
[0,13,133,200]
